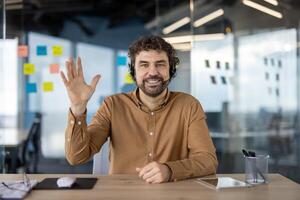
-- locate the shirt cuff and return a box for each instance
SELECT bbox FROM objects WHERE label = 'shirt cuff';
[66,108,87,140]
[164,161,186,182]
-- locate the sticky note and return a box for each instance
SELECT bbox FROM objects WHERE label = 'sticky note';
[117,56,127,66]
[26,83,37,93]
[23,63,35,75]
[36,45,47,56]
[18,45,28,57]
[50,63,60,74]
[124,72,134,84]
[52,46,63,56]
[43,82,54,92]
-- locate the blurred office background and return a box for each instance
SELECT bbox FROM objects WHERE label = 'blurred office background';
[1,0,300,183]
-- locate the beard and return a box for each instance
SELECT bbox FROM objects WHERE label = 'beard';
[137,75,169,97]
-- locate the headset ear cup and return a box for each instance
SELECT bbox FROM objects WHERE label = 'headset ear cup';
[170,56,179,79]
[169,64,177,80]
[128,63,135,80]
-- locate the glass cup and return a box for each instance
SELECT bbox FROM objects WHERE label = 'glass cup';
[245,155,269,184]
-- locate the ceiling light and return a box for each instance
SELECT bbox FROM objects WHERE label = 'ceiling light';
[172,43,192,51]
[243,0,282,19]
[164,33,225,44]
[193,9,224,28]
[163,17,191,35]
[264,0,278,6]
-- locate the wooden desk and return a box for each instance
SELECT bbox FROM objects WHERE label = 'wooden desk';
[0,174,299,200]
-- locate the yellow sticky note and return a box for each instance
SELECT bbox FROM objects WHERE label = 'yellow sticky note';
[23,63,35,75]
[124,72,134,84]
[52,45,63,56]
[43,82,54,92]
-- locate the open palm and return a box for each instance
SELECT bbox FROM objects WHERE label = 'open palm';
[60,57,101,116]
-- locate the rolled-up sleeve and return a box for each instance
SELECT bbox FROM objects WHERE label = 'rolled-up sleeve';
[65,97,112,165]
[165,101,218,181]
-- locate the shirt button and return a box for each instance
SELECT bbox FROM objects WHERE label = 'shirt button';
[151,112,154,116]
[150,132,153,136]
[67,138,70,142]
[77,121,82,125]
[70,120,74,124]
[149,153,152,157]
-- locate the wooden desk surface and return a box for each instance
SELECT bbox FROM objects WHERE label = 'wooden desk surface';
[0,174,299,200]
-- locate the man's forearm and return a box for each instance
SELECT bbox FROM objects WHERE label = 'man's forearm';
[65,109,93,165]
[65,108,110,165]
[164,151,218,181]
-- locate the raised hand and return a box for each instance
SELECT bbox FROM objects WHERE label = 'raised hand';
[60,57,101,116]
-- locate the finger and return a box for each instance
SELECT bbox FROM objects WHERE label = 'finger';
[60,71,68,86]
[152,179,162,184]
[142,167,159,180]
[66,60,74,80]
[90,74,101,90]
[146,173,160,184]
[77,57,84,77]
[139,163,154,178]
[69,57,76,78]
[136,168,141,172]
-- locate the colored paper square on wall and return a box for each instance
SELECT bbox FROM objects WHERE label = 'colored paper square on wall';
[18,45,28,57]
[124,72,134,84]
[50,63,60,74]
[26,83,37,93]
[23,63,35,75]
[43,82,54,92]
[36,45,47,56]
[52,46,63,56]
[117,56,127,66]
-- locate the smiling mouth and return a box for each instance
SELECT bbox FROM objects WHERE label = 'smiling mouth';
[145,79,161,86]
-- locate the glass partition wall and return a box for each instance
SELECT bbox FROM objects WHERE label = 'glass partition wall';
[0,0,4,173]
[188,0,300,182]
[0,0,21,173]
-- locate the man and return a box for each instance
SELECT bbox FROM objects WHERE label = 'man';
[60,36,218,184]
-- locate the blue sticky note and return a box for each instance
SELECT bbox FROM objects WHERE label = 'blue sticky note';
[36,45,47,56]
[117,56,127,66]
[26,83,37,93]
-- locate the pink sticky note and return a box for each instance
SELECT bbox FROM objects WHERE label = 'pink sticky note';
[18,45,28,58]
[50,63,60,74]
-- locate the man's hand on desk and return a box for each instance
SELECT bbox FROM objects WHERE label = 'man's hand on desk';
[136,162,171,184]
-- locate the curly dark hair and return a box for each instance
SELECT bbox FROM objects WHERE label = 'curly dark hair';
[128,35,179,81]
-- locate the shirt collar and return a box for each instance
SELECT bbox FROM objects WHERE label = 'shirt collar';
[131,88,171,110]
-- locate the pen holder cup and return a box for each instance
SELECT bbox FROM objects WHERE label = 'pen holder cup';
[245,155,269,185]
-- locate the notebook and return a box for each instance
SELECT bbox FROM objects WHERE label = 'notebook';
[195,177,252,190]
[0,180,38,199]
[33,178,98,190]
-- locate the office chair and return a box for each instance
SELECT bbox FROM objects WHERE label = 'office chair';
[92,140,109,174]
[4,113,42,173]
[22,114,42,173]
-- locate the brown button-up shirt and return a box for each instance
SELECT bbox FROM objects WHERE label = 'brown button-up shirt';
[65,89,218,181]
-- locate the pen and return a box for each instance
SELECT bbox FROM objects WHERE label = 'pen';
[242,149,257,182]
[242,149,250,157]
